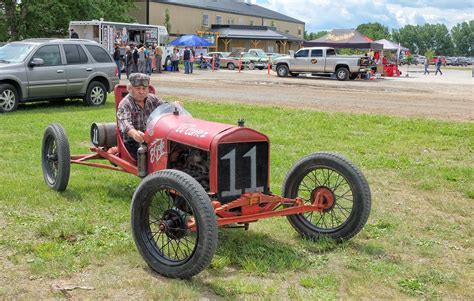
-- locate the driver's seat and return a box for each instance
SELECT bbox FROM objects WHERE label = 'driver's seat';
[113,84,157,163]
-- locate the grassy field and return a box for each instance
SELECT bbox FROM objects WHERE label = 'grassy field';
[0,96,472,299]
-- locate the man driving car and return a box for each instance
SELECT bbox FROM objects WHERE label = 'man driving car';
[116,73,164,159]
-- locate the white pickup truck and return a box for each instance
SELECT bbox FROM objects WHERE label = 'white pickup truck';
[272,47,370,80]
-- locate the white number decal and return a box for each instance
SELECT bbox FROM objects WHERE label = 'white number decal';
[221,146,263,197]
[92,128,99,145]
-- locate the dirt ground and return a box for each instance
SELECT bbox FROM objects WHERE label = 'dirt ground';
[129,65,474,122]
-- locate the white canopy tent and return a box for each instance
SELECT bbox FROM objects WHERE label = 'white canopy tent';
[374,39,409,51]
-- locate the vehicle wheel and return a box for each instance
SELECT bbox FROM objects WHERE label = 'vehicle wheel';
[290,72,299,77]
[227,63,235,70]
[335,67,349,81]
[41,123,70,191]
[84,81,107,106]
[248,62,256,70]
[282,152,371,241]
[131,169,218,279]
[0,83,19,113]
[276,65,289,77]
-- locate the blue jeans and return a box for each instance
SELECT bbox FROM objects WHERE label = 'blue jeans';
[145,59,152,75]
[115,60,121,79]
[184,60,191,74]
[424,64,429,75]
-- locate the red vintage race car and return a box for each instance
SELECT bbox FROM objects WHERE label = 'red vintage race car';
[41,85,371,279]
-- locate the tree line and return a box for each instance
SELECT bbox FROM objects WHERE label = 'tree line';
[0,0,135,41]
[305,21,474,57]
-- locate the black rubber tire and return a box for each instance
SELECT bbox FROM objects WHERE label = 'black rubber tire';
[131,169,218,279]
[84,81,107,106]
[227,63,235,70]
[290,72,299,77]
[336,67,350,81]
[276,65,289,77]
[41,123,71,192]
[248,62,256,70]
[282,152,371,241]
[0,83,19,113]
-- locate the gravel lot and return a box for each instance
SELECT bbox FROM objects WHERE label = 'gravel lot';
[125,66,473,122]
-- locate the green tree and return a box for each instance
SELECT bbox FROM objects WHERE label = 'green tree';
[304,30,327,41]
[451,20,474,56]
[424,49,435,61]
[392,23,454,55]
[357,22,390,41]
[164,8,171,34]
[0,0,135,41]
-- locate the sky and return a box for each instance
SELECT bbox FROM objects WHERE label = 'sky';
[252,0,474,32]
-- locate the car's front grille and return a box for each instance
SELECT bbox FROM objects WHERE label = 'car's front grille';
[217,142,269,203]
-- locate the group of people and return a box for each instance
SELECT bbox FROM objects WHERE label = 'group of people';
[424,57,444,75]
[115,43,163,80]
[168,46,196,74]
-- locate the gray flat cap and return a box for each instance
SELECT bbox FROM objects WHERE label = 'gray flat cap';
[129,73,150,87]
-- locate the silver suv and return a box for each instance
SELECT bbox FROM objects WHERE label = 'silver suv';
[0,38,119,112]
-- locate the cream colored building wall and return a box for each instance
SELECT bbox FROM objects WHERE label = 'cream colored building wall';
[131,2,303,52]
[147,3,303,38]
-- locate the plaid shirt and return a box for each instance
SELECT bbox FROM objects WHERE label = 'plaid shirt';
[117,93,164,141]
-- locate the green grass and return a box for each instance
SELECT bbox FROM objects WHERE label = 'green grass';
[0,96,472,299]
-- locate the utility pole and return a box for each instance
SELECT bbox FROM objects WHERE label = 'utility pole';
[146,0,150,24]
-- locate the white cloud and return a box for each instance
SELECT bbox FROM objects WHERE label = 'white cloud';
[253,0,473,32]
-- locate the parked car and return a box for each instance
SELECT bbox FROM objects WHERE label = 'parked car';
[201,52,243,70]
[0,38,119,113]
[452,57,468,66]
[430,56,446,66]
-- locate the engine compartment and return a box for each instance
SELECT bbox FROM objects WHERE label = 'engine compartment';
[168,141,210,191]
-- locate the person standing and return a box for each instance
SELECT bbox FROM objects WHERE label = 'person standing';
[113,44,122,80]
[132,44,139,73]
[183,46,191,74]
[189,48,195,74]
[125,46,133,79]
[145,46,152,75]
[423,57,430,75]
[70,29,79,39]
[138,46,146,74]
[171,48,180,72]
[154,45,163,73]
[435,56,443,75]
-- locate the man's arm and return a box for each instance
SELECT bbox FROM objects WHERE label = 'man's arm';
[117,101,143,142]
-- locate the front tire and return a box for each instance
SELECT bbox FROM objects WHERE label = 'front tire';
[336,67,349,81]
[84,81,107,106]
[277,65,289,77]
[282,152,371,241]
[41,123,70,191]
[131,170,218,278]
[248,62,256,70]
[0,83,19,113]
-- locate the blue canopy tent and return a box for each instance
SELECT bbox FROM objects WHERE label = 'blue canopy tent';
[169,34,213,47]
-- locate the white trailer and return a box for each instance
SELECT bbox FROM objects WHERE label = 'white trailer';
[69,20,173,68]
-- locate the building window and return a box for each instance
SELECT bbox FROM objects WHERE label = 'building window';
[239,17,244,25]
[249,20,254,26]
[216,15,222,25]
[227,18,234,25]
[202,14,209,26]
[298,27,302,35]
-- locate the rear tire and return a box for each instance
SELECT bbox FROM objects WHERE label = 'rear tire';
[41,123,70,191]
[336,67,349,81]
[0,83,19,113]
[84,81,107,106]
[227,63,235,70]
[131,170,218,278]
[248,62,256,70]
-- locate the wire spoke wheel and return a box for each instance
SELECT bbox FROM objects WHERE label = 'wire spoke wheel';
[283,152,371,241]
[41,123,70,191]
[146,189,198,262]
[131,170,218,278]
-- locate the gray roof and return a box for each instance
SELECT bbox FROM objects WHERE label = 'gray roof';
[154,0,304,24]
[212,25,303,42]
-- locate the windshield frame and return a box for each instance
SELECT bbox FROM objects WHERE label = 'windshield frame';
[146,102,192,127]
[0,43,36,64]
